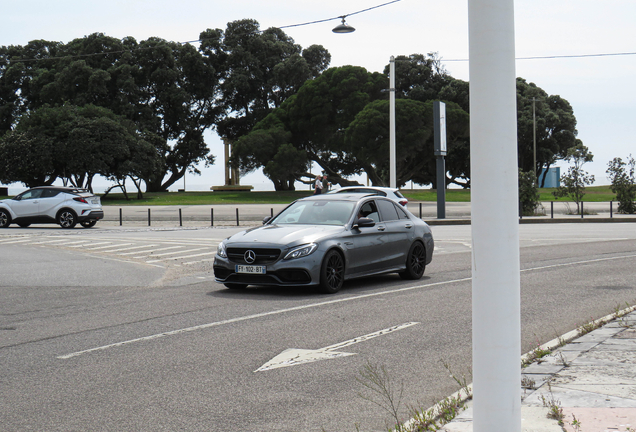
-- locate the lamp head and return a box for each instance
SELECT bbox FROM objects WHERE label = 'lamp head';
[332,17,355,33]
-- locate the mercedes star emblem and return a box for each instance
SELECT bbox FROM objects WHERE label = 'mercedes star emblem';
[244,250,256,264]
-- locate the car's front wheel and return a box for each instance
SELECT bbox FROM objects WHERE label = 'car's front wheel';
[399,241,426,280]
[57,210,77,229]
[0,209,11,228]
[80,220,97,228]
[319,250,345,294]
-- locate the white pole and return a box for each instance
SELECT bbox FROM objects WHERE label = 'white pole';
[468,0,521,431]
[389,56,397,188]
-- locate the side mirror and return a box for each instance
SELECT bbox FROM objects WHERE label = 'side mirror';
[12,196,21,201]
[355,217,375,228]
[262,216,272,225]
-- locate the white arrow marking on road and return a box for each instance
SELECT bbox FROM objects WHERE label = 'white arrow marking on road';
[255,322,420,372]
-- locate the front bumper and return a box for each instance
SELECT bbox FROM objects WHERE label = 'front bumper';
[213,252,322,286]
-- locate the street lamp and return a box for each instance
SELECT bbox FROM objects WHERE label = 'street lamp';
[332,16,355,33]
[389,56,396,188]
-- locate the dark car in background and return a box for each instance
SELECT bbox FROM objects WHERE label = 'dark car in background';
[214,194,434,293]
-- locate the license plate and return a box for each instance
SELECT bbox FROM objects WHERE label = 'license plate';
[91,198,100,205]
[236,265,266,274]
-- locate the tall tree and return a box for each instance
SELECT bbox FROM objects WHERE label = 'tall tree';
[199,19,331,144]
[344,99,469,188]
[231,65,386,190]
[516,78,580,185]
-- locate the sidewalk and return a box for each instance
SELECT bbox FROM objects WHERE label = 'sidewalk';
[438,309,636,432]
[100,202,636,227]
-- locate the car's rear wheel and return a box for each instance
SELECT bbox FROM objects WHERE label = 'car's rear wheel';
[399,241,426,280]
[57,210,77,229]
[0,209,11,228]
[224,283,248,290]
[17,223,31,228]
[319,250,345,294]
[80,220,97,228]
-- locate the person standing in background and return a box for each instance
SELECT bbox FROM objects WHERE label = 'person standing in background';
[314,175,323,195]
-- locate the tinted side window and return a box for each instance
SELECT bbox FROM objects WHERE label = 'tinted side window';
[377,199,399,221]
[358,200,380,223]
[395,204,410,220]
[41,189,60,198]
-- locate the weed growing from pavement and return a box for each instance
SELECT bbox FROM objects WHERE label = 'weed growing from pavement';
[521,376,536,390]
[441,360,472,400]
[541,381,565,426]
[522,339,552,367]
[356,362,407,432]
[353,361,470,432]
[570,414,582,432]
[556,351,570,367]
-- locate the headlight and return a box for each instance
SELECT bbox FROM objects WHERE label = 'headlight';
[217,242,227,258]
[284,243,318,260]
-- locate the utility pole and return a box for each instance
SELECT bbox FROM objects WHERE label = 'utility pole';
[468,0,521,431]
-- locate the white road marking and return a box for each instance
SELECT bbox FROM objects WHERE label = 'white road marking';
[145,251,215,263]
[57,253,636,360]
[85,243,132,250]
[255,322,420,372]
[68,241,112,248]
[102,244,159,253]
[0,238,34,244]
[182,257,216,265]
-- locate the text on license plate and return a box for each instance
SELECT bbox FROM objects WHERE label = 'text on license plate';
[236,265,266,274]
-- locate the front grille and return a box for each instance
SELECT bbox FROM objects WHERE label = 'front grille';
[227,248,281,264]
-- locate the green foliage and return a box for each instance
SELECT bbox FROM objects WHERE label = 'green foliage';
[606,155,636,214]
[516,78,580,183]
[1,23,328,192]
[0,104,161,192]
[518,169,540,215]
[552,144,595,214]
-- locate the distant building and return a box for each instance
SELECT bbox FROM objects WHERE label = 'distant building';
[538,167,560,188]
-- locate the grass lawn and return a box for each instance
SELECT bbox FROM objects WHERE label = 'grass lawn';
[96,185,617,206]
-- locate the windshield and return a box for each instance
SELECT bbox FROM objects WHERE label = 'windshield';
[272,200,356,225]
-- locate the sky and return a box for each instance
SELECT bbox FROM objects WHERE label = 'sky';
[3,0,636,193]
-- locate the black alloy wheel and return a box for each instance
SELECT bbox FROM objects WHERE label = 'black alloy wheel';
[319,250,345,294]
[0,209,10,228]
[399,241,426,280]
[57,210,77,229]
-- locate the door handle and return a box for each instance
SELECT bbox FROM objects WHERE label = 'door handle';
[405,223,413,229]
[377,226,386,231]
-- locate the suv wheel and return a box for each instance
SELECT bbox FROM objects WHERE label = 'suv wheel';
[0,209,11,228]
[57,210,77,229]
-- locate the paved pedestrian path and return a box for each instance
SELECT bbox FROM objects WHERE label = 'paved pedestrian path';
[438,308,636,432]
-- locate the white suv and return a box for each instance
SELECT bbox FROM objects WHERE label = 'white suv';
[328,186,409,208]
[0,186,104,229]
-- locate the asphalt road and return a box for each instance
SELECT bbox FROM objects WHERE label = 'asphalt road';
[1,223,635,431]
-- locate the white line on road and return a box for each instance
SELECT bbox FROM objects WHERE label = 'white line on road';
[0,238,35,244]
[68,241,112,248]
[102,244,159,253]
[145,251,215,263]
[85,243,132,250]
[58,253,636,360]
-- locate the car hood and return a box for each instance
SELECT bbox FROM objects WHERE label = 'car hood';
[226,224,345,247]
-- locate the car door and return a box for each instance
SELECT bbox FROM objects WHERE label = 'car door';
[9,189,43,217]
[375,198,411,269]
[344,199,388,276]
[38,188,64,217]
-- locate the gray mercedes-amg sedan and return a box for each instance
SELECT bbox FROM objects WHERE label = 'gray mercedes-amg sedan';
[213,193,434,293]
